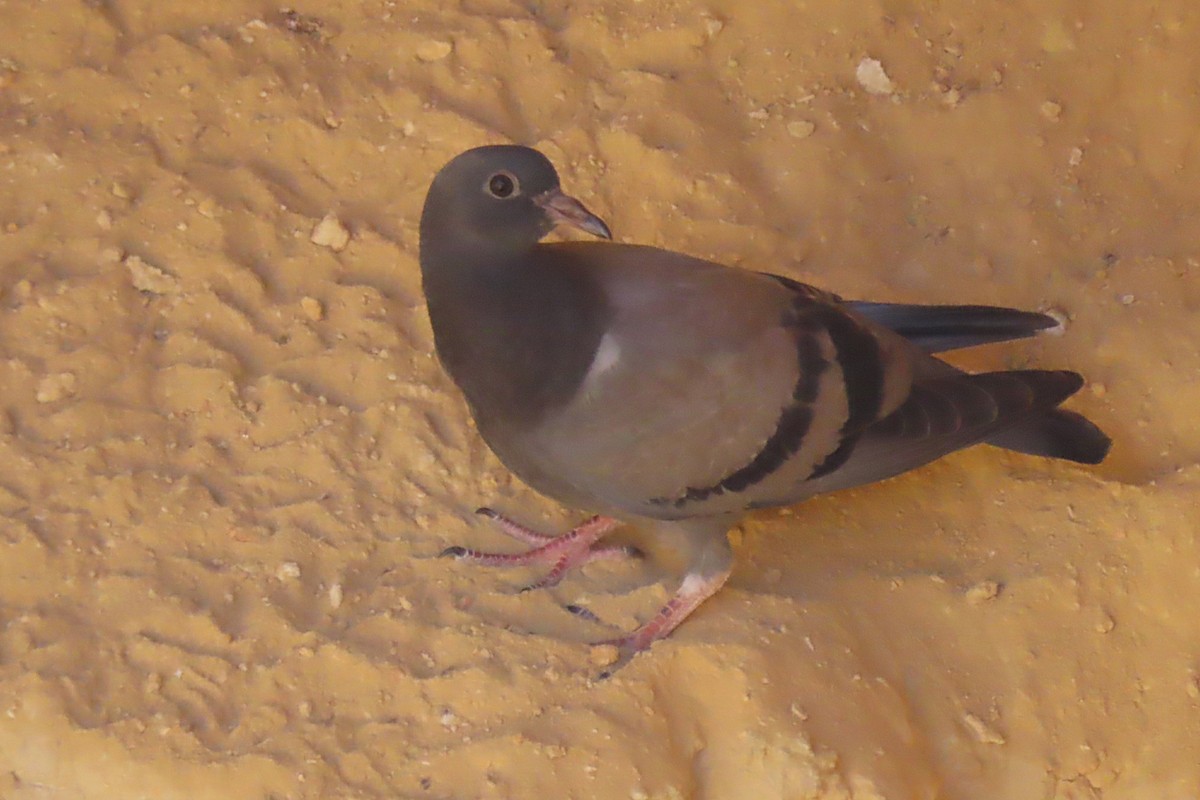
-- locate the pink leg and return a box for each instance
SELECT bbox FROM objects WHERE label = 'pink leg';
[595,567,732,676]
[447,511,735,676]
[613,570,732,649]
[472,507,634,561]
[441,512,633,590]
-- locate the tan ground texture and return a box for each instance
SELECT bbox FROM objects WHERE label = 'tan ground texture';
[1,0,1199,798]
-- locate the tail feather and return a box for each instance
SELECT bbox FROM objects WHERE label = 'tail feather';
[986,408,1111,465]
[820,290,1112,468]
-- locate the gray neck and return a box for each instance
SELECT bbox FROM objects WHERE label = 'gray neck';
[420,244,610,429]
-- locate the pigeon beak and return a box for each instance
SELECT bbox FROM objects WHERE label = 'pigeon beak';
[536,188,612,240]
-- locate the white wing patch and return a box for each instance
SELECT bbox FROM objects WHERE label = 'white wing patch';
[581,332,622,390]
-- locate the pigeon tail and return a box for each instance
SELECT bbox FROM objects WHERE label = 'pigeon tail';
[986,408,1111,465]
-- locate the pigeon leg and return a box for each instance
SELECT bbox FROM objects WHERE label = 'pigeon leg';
[596,521,734,674]
[441,513,631,589]
[597,568,732,666]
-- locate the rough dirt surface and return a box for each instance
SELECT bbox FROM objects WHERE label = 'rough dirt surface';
[2,1,1199,798]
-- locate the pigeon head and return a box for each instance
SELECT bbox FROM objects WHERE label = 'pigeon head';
[420,145,611,258]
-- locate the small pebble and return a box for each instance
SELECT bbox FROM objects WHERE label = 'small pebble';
[963,713,1006,745]
[311,214,350,251]
[126,255,179,295]
[300,296,324,321]
[856,58,894,95]
[1040,100,1063,121]
[965,580,1001,605]
[416,40,453,62]
[786,120,816,138]
[276,562,301,581]
[589,643,620,668]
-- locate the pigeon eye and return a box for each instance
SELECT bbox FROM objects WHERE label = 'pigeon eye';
[486,172,519,199]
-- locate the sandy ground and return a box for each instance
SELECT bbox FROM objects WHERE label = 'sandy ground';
[2,1,1199,797]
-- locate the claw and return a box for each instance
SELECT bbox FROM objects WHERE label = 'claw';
[565,604,604,624]
[593,642,640,680]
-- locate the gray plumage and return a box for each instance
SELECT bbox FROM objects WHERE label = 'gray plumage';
[419,145,1110,663]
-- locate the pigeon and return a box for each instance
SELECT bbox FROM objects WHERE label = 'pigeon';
[419,144,1110,668]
